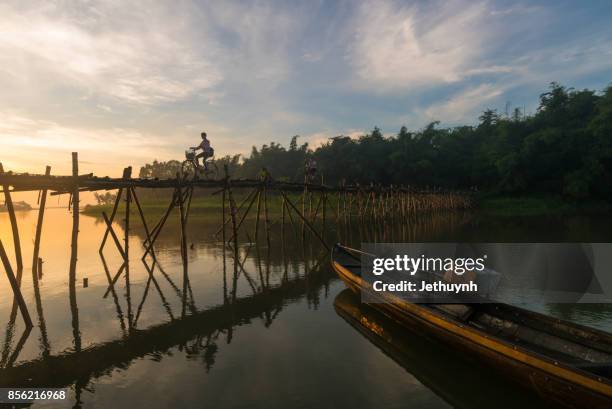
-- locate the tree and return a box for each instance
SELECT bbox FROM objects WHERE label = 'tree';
[94,192,117,206]
[134,83,612,200]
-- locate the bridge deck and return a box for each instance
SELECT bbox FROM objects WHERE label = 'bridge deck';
[0,173,335,193]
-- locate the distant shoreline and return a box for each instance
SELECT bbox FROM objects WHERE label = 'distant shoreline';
[0,200,33,212]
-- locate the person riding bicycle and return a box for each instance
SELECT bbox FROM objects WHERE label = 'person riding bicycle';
[191,132,214,170]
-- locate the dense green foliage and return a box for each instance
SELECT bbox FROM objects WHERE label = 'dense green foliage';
[142,83,612,199]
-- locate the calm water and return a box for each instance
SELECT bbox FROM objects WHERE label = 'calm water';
[1,207,612,408]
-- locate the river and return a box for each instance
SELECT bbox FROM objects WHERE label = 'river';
[1,207,611,408]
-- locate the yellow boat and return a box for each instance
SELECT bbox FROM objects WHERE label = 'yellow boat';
[332,244,612,409]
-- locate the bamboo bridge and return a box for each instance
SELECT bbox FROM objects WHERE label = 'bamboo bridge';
[0,152,473,339]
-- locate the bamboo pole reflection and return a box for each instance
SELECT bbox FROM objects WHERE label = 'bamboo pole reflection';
[100,253,127,337]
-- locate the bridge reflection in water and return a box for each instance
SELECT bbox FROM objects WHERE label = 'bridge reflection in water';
[3,206,561,408]
[0,226,334,403]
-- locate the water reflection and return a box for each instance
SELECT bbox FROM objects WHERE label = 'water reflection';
[333,289,542,409]
[1,244,335,409]
[1,206,612,408]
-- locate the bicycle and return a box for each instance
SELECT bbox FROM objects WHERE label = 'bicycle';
[181,148,219,181]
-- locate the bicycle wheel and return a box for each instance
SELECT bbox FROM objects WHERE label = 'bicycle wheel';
[181,160,197,181]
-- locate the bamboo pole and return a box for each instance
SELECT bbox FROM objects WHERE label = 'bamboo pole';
[226,167,240,255]
[100,253,127,336]
[302,182,307,239]
[131,187,157,261]
[253,187,262,242]
[32,166,51,279]
[284,197,300,242]
[101,212,127,260]
[69,152,81,351]
[322,192,327,234]
[31,166,51,354]
[280,191,329,251]
[141,190,178,260]
[222,182,227,247]
[263,183,271,248]
[227,185,260,243]
[281,195,286,244]
[215,187,257,236]
[124,170,133,329]
[99,186,125,252]
[0,241,32,327]
[0,163,23,272]
[177,181,189,319]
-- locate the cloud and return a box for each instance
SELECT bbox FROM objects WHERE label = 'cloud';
[348,0,497,90]
[0,110,177,174]
[0,1,221,105]
[424,84,505,123]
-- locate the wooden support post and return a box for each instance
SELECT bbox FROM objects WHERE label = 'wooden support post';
[124,167,132,255]
[69,152,81,351]
[0,163,23,273]
[311,191,324,222]
[99,176,125,253]
[302,184,307,240]
[32,166,51,279]
[280,191,329,251]
[187,186,194,218]
[176,180,189,319]
[0,240,32,327]
[225,166,240,255]
[283,197,300,242]
[102,212,127,260]
[222,183,227,247]
[30,166,51,354]
[227,185,259,243]
[177,184,187,264]
[124,169,133,329]
[131,187,156,260]
[215,187,257,237]
[141,190,177,260]
[322,192,327,234]
[253,187,262,242]
[230,187,257,234]
[263,183,271,248]
[281,194,286,243]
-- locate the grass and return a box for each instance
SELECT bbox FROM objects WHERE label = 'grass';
[84,190,611,219]
[82,191,317,219]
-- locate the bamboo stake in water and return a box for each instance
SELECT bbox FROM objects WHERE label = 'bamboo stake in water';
[32,166,50,279]
[0,163,23,273]
[280,191,329,251]
[0,241,32,328]
[69,152,81,351]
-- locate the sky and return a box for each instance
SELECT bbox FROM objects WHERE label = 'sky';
[1,0,612,176]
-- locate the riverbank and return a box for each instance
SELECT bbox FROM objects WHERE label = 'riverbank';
[0,200,32,212]
[83,193,612,219]
[480,195,612,217]
[82,192,303,219]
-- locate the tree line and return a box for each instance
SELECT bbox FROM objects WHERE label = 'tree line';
[140,83,612,199]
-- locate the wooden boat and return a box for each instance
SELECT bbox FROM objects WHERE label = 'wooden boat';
[332,243,612,409]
